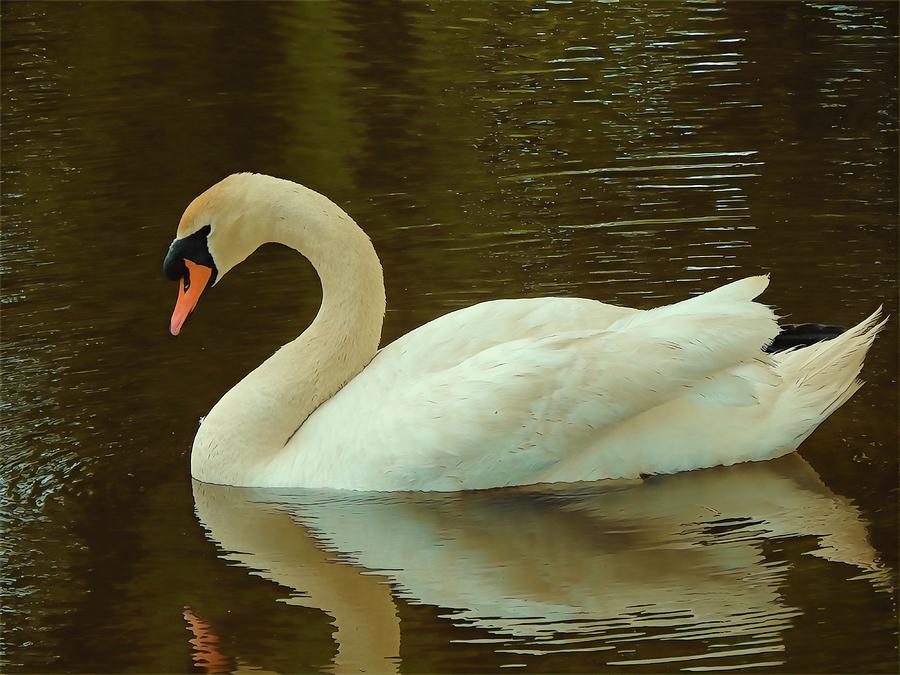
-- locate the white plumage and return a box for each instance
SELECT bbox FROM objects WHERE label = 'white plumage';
[167,173,883,490]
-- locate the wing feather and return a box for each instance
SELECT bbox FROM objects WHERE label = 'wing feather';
[372,277,779,489]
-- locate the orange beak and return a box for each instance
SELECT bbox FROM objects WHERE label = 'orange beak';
[170,260,213,336]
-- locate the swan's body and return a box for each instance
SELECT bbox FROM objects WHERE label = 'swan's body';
[165,173,883,490]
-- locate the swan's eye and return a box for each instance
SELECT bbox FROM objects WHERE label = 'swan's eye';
[164,224,216,282]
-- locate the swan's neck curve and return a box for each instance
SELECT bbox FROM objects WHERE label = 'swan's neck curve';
[191,183,386,485]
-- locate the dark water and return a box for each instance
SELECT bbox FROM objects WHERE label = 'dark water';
[2,1,897,672]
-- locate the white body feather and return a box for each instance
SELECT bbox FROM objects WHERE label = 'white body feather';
[263,278,882,490]
[178,174,883,490]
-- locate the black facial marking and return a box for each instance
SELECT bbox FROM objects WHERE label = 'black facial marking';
[163,224,218,284]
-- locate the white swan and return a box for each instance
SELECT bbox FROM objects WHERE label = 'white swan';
[163,173,883,490]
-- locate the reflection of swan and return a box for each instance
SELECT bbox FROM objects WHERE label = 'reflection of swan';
[191,484,401,675]
[192,456,891,671]
[165,173,882,489]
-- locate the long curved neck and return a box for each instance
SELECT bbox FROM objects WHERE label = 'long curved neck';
[192,186,386,486]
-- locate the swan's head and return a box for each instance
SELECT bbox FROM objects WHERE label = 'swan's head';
[164,173,375,336]
[163,174,269,335]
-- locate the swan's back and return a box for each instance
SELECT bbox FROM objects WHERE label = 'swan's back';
[254,276,883,490]
[374,295,639,378]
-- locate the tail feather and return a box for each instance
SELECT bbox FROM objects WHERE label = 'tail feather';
[777,308,883,382]
[771,308,885,449]
[765,323,848,353]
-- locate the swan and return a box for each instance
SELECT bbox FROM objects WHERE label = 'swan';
[163,173,884,490]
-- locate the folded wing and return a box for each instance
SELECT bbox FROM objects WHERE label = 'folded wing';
[373,276,778,490]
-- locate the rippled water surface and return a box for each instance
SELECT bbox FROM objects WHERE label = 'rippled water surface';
[2,1,897,672]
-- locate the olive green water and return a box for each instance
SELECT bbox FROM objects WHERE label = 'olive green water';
[2,1,897,672]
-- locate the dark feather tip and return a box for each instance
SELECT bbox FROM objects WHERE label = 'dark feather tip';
[765,323,847,353]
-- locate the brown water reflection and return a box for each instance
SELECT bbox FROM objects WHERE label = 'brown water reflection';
[193,455,891,673]
[2,1,897,672]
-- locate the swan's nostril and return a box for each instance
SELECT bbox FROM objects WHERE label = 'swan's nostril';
[169,260,213,336]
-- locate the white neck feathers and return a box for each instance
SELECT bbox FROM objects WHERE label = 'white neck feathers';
[190,177,386,485]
